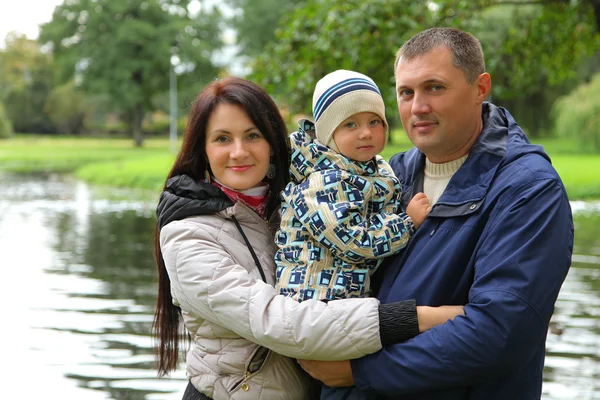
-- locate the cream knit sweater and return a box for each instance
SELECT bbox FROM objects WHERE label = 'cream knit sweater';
[424,154,468,205]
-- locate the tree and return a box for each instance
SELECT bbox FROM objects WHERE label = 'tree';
[478,0,599,99]
[40,0,222,146]
[44,81,88,134]
[250,0,600,137]
[0,33,56,134]
[0,33,39,99]
[225,0,302,58]
[473,0,600,136]
[552,72,600,151]
[250,0,483,127]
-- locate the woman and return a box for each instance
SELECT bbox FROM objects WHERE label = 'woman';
[153,77,463,400]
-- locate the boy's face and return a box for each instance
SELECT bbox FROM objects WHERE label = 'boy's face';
[332,112,386,162]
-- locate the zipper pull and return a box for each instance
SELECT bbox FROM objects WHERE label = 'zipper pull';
[241,371,251,391]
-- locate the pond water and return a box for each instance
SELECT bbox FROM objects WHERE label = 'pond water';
[0,173,598,399]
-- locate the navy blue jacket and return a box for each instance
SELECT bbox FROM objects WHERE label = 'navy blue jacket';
[350,103,574,399]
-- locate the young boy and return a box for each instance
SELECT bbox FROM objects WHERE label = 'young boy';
[275,69,431,303]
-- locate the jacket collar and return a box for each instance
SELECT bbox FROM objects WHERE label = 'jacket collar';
[156,174,277,231]
[156,174,233,229]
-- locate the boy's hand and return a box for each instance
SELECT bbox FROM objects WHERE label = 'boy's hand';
[406,192,431,229]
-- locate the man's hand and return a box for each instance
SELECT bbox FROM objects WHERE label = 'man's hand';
[297,359,354,387]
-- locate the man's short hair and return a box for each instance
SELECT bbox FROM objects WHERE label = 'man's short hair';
[395,27,485,84]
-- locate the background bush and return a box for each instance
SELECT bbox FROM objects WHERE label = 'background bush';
[0,102,14,138]
[552,72,600,151]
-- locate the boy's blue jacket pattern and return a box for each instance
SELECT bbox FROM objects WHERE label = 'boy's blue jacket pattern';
[274,119,414,302]
[349,103,574,399]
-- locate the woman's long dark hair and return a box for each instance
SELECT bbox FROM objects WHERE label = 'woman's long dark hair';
[153,77,291,376]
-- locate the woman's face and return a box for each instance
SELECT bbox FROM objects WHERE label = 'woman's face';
[205,102,272,190]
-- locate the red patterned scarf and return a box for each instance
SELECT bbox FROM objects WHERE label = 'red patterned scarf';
[211,179,270,219]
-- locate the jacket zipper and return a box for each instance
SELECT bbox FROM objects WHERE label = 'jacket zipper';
[240,370,252,392]
[232,347,271,393]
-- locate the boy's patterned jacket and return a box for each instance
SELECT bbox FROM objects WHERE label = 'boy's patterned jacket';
[275,119,415,302]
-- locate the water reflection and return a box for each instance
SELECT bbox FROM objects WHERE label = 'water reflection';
[544,204,600,399]
[0,172,598,399]
[0,173,185,400]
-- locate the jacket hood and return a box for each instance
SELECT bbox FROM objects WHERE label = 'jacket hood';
[156,174,232,229]
[471,102,549,166]
[391,102,551,210]
[289,118,382,182]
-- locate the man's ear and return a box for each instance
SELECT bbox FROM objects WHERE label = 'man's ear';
[475,72,491,104]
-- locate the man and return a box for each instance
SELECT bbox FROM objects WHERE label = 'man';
[299,27,574,399]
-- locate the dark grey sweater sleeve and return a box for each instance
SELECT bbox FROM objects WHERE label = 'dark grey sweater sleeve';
[378,299,420,345]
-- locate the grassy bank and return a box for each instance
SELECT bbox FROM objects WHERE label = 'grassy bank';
[1,134,599,200]
[0,135,176,191]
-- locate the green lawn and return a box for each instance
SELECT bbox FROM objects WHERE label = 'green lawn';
[0,135,176,191]
[549,155,600,199]
[1,133,599,200]
[75,153,175,191]
[0,135,172,172]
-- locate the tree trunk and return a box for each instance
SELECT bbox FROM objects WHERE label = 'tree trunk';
[132,103,144,147]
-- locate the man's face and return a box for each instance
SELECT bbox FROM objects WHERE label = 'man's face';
[395,46,490,163]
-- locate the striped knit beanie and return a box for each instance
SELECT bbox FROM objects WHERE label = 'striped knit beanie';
[312,69,388,152]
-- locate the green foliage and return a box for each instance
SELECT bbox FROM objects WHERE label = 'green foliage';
[0,33,43,98]
[479,1,600,100]
[142,112,187,135]
[552,72,600,151]
[249,0,600,137]
[470,1,600,137]
[39,0,223,146]
[44,81,89,134]
[0,102,14,139]
[250,0,482,122]
[0,34,56,134]
[225,0,302,57]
